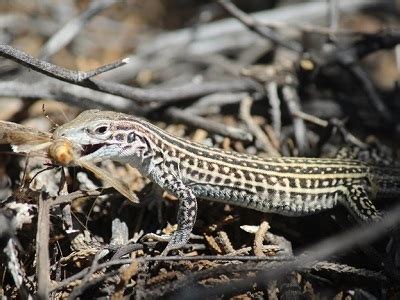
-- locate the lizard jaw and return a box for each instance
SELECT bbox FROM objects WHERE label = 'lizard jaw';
[80,143,107,157]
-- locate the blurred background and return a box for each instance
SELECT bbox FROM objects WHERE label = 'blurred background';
[1,1,400,298]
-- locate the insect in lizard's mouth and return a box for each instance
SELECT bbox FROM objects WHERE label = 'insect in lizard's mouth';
[80,143,107,156]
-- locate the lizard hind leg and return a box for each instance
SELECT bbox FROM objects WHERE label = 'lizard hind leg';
[342,185,382,222]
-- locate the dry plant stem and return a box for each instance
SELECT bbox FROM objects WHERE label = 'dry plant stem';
[318,33,400,122]
[239,96,280,156]
[185,92,250,115]
[69,270,120,299]
[0,45,257,104]
[103,0,381,82]
[39,0,117,60]
[311,261,386,282]
[206,234,223,254]
[184,53,244,76]
[4,239,31,299]
[51,189,103,206]
[0,81,141,113]
[216,231,235,254]
[69,251,111,299]
[329,119,368,149]
[0,45,128,82]
[112,259,139,300]
[266,81,281,139]
[347,63,393,122]
[292,110,329,127]
[59,170,74,231]
[35,192,51,299]
[328,0,340,39]
[175,201,400,299]
[218,0,302,52]
[254,221,270,257]
[69,251,104,298]
[281,85,308,155]
[259,20,372,36]
[1,213,31,299]
[146,259,385,298]
[52,255,291,292]
[166,107,253,142]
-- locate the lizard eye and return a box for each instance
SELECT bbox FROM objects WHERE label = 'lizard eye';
[94,125,108,135]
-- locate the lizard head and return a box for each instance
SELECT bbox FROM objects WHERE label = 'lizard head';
[53,110,156,171]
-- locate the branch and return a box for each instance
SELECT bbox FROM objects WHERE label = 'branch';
[0,45,257,104]
[102,0,380,82]
[173,199,400,298]
[35,192,51,299]
[239,96,280,156]
[0,80,142,113]
[0,45,128,82]
[166,107,253,142]
[218,0,302,52]
[39,0,117,60]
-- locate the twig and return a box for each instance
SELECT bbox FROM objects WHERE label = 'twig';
[85,76,258,104]
[0,45,128,82]
[254,221,270,257]
[314,32,400,122]
[184,92,251,115]
[311,261,387,282]
[39,0,117,60]
[68,270,120,299]
[174,199,400,298]
[82,58,131,80]
[259,20,381,36]
[327,0,340,40]
[0,80,141,112]
[281,85,308,155]
[0,45,258,104]
[239,95,280,156]
[113,259,139,299]
[329,118,368,148]
[216,231,235,254]
[347,63,393,122]
[51,189,103,206]
[1,212,32,299]
[51,255,290,292]
[182,53,244,76]
[35,191,51,299]
[166,107,253,142]
[291,110,329,127]
[103,0,379,82]
[3,239,31,299]
[218,0,302,52]
[266,81,281,139]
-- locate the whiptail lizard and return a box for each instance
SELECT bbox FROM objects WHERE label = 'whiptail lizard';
[53,110,400,254]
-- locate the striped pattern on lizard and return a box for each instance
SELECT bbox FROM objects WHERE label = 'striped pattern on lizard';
[53,110,400,254]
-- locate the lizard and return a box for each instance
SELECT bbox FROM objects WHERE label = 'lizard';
[52,110,400,254]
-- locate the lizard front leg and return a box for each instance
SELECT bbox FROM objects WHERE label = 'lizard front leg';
[145,169,198,255]
[163,180,198,254]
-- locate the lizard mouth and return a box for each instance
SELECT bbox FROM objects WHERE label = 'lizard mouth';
[80,143,107,156]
